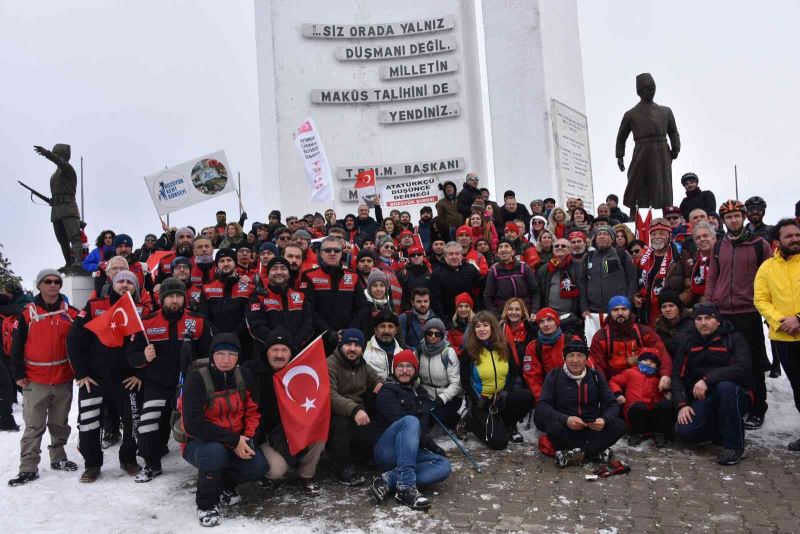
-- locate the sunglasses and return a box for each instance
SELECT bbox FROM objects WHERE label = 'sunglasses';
[631,248,643,254]
[41,278,62,286]
[665,215,680,221]
[321,247,342,254]
[553,244,569,249]
[410,253,423,258]
[382,245,396,250]
[278,235,291,241]
[425,331,443,338]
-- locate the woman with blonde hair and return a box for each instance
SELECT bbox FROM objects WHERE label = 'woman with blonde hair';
[548,207,570,239]
[219,222,246,250]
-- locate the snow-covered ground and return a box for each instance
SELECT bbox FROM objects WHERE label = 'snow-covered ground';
[1,362,797,532]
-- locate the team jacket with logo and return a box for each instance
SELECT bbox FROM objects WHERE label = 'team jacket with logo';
[198,275,254,336]
[246,285,313,349]
[301,264,366,334]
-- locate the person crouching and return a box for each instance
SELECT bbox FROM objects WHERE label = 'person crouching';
[534,337,626,467]
[370,350,451,510]
[180,333,267,527]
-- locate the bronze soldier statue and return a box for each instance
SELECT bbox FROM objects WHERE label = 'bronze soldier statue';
[615,73,680,216]
[33,144,84,272]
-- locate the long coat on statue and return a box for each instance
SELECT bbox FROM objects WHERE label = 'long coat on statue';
[615,101,680,210]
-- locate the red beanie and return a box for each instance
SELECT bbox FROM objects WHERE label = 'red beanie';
[455,292,474,309]
[400,229,414,238]
[534,307,560,326]
[504,222,520,235]
[392,349,419,373]
[568,230,586,241]
[456,225,471,237]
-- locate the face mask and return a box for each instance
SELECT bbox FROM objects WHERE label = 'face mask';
[638,362,657,376]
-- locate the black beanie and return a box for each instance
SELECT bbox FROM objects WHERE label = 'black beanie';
[210,333,241,355]
[658,289,683,311]
[215,248,236,265]
[159,277,186,304]
[357,248,377,262]
[266,256,291,272]
[372,307,399,328]
[263,326,294,354]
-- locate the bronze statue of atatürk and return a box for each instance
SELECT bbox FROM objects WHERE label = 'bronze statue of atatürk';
[615,73,680,215]
[33,143,84,272]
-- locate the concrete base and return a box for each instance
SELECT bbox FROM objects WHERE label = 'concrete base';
[62,274,94,310]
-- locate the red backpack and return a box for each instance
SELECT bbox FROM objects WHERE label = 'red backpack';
[1,314,18,357]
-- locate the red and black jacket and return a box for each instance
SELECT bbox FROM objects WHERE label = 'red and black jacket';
[67,293,139,381]
[301,264,365,334]
[246,284,313,351]
[11,295,78,385]
[197,273,254,336]
[126,308,210,388]
[589,321,672,379]
[523,334,567,402]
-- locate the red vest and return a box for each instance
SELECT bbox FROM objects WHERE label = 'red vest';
[253,287,306,312]
[142,310,205,342]
[22,301,77,385]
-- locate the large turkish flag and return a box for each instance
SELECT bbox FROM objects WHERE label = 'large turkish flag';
[354,169,376,189]
[85,292,144,348]
[273,335,331,455]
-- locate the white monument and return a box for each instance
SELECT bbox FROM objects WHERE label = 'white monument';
[254,0,593,217]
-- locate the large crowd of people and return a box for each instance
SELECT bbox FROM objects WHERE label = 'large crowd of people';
[1,171,799,527]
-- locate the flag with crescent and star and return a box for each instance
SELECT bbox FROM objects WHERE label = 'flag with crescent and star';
[85,292,145,348]
[354,169,376,189]
[272,334,331,455]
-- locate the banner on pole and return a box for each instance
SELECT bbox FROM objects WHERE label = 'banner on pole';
[294,119,332,203]
[380,176,439,207]
[143,150,236,216]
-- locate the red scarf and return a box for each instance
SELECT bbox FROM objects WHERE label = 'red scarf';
[504,321,526,365]
[638,244,673,300]
[690,252,709,296]
[553,223,566,239]
[547,255,579,298]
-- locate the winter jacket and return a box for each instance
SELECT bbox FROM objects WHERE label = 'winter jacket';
[429,262,482,319]
[464,248,489,278]
[447,320,469,357]
[589,321,671,379]
[705,234,772,314]
[363,336,404,380]
[456,182,482,221]
[197,274,254,336]
[536,260,587,316]
[398,310,437,351]
[522,335,566,402]
[509,238,541,270]
[242,356,281,446]
[83,245,113,273]
[609,366,665,421]
[679,188,717,220]
[436,197,462,232]
[302,264,365,335]
[609,207,630,224]
[374,378,438,451]
[483,260,539,316]
[180,362,259,449]
[754,250,800,342]
[747,222,773,240]
[671,320,752,407]
[327,347,383,418]
[580,247,637,313]
[416,344,462,404]
[460,345,518,405]
[67,293,138,381]
[499,204,532,230]
[355,215,380,239]
[395,263,432,312]
[636,243,691,326]
[246,284,313,351]
[654,313,694,358]
[127,309,210,388]
[534,366,620,428]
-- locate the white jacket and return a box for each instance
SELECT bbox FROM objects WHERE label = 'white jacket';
[363,337,403,380]
[417,345,462,403]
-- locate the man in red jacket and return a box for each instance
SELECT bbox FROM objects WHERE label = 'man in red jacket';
[180,333,266,527]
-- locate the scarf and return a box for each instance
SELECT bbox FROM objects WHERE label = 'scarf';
[504,321,527,365]
[538,327,562,345]
[729,227,753,246]
[421,337,446,355]
[364,289,388,306]
[638,362,658,376]
[547,255,579,298]
[690,252,710,295]
[563,363,587,383]
[638,243,673,300]
[553,223,566,239]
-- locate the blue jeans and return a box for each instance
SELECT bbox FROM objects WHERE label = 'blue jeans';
[675,381,751,450]
[373,415,451,490]
[183,440,268,509]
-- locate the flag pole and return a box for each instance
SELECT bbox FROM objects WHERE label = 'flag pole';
[237,171,244,218]
[127,291,150,345]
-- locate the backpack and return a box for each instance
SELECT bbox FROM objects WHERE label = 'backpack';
[712,237,765,273]
[1,314,17,357]
[171,359,247,443]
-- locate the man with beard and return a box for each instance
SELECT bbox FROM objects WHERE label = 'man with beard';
[161,256,203,311]
[484,240,539,316]
[580,226,637,316]
[755,219,800,450]
[133,234,158,263]
[156,227,196,283]
[95,234,149,296]
[678,172,716,220]
[302,236,365,353]
[191,236,219,287]
[429,242,482,320]
[633,218,689,326]
[235,245,258,278]
[428,239,446,269]
[364,309,405,380]
[415,207,434,251]
[398,288,437,350]
[536,238,587,328]
[247,257,312,354]
[67,271,145,482]
[568,231,589,262]
[589,296,670,387]
[127,277,210,482]
[354,249,377,292]
[396,245,432,312]
[706,200,772,429]
[605,194,629,224]
[744,196,772,239]
[283,243,308,290]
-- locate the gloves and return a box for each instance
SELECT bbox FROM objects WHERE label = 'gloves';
[325,330,340,349]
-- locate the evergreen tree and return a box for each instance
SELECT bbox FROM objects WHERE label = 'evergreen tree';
[0,243,23,289]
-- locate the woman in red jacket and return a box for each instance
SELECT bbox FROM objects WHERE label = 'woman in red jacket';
[609,349,675,447]
[522,308,567,403]
[447,293,474,357]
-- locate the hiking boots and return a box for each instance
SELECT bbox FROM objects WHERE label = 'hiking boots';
[80,467,101,483]
[395,486,430,511]
[0,415,20,432]
[555,447,585,468]
[121,462,142,475]
[8,472,38,487]
[717,448,747,466]
[597,448,615,464]
[219,489,241,506]
[627,434,646,446]
[788,437,800,452]
[135,464,163,483]
[331,466,365,486]
[370,474,392,503]
[298,478,320,496]
[743,415,764,430]
[509,425,524,443]
[197,505,222,527]
[101,431,121,450]
[51,459,78,472]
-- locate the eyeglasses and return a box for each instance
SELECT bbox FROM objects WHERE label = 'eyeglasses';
[321,247,342,254]
[666,215,680,221]
[631,248,642,255]
[41,278,62,286]
[395,363,416,371]
[425,331,443,338]
[410,253,423,258]
[382,245,396,250]
[278,236,291,241]
[553,244,569,249]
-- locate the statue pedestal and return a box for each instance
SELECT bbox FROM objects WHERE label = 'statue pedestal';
[62,274,93,310]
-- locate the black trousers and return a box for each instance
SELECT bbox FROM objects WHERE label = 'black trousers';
[627,400,675,435]
[722,312,769,417]
[430,397,463,429]
[78,380,140,467]
[0,357,14,417]
[326,414,377,471]
[773,341,800,415]
[545,417,627,457]
[467,388,535,450]
[137,382,174,468]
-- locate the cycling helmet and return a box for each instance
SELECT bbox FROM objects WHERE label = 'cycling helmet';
[680,172,699,186]
[744,196,767,210]
[718,199,746,217]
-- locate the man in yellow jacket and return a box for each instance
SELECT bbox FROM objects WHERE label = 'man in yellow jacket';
[754,218,800,451]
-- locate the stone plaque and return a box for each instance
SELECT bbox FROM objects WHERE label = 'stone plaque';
[335,36,456,61]
[302,15,455,39]
[551,99,594,212]
[339,187,362,202]
[380,58,459,80]
[336,157,465,180]
[379,102,461,124]
[311,81,458,104]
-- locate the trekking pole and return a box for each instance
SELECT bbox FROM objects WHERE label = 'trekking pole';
[430,411,482,473]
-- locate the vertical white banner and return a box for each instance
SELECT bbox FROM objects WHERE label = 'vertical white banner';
[294,118,332,203]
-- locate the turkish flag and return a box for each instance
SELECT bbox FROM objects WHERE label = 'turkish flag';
[635,208,653,246]
[85,292,145,348]
[146,250,175,282]
[354,169,376,189]
[273,335,331,455]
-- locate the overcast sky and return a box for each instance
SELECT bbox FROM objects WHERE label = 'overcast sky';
[1,0,798,288]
